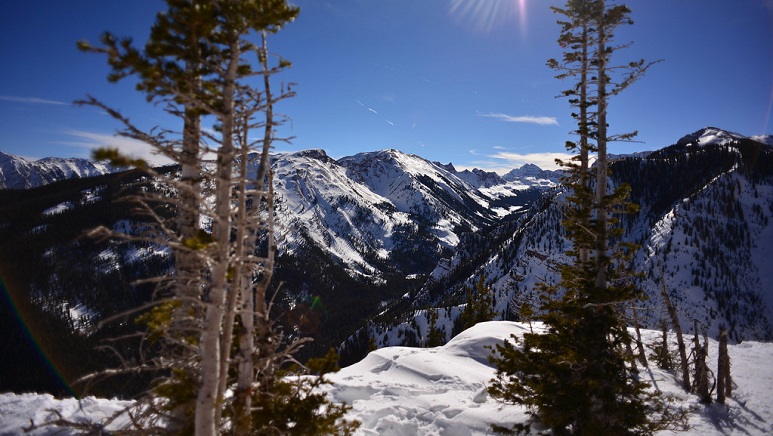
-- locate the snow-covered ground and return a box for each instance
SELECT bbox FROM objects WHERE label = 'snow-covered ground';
[2,322,772,435]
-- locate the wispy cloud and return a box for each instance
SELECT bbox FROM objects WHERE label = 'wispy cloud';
[488,151,572,170]
[457,150,574,173]
[0,95,68,106]
[58,130,174,165]
[479,112,558,126]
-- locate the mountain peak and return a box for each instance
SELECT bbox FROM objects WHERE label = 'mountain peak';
[291,148,332,161]
[437,162,457,173]
[677,127,747,147]
[502,163,561,183]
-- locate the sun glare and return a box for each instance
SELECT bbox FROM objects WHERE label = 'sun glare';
[449,0,528,35]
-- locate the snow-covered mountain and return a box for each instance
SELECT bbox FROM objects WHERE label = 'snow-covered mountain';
[3,126,773,395]
[0,152,113,190]
[360,128,773,351]
[438,164,504,189]
[677,126,773,148]
[502,163,561,185]
[269,148,556,280]
[676,126,749,147]
[0,146,560,386]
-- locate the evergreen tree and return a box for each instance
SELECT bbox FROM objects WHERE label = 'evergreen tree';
[460,275,497,332]
[75,1,358,434]
[250,349,359,435]
[79,3,218,430]
[426,307,446,347]
[488,1,685,434]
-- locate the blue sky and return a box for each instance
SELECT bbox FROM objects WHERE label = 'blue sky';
[1,0,772,171]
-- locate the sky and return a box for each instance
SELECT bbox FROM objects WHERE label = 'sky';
[1,0,772,172]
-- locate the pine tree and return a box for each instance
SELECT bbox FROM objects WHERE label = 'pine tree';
[250,349,359,435]
[460,275,497,331]
[79,3,217,430]
[660,276,691,392]
[426,307,446,347]
[75,1,358,434]
[488,1,685,434]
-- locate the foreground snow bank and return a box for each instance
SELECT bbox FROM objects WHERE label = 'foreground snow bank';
[0,393,132,435]
[325,321,532,435]
[1,322,772,435]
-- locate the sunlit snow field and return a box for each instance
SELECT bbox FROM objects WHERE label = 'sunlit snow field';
[2,322,771,435]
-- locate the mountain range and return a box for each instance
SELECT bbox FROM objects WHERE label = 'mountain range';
[358,127,773,354]
[1,126,771,394]
[0,151,114,190]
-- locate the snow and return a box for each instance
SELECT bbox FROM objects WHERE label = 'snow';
[42,201,73,216]
[326,322,530,434]
[0,394,133,435]
[0,151,112,190]
[677,127,748,147]
[2,321,772,435]
[637,168,773,341]
[751,134,773,146]
[746,181,773,314]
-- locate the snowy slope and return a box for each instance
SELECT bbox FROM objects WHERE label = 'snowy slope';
[751,134,773,146]
[339,149,496,232]
[637,170,773,341]
[272,149,414,277]
[2,322,772,435]
[0,152,113,190]
[327,322,773,435]
[365,128,773,348]
[269,149,557,278]
[0,147,560,384]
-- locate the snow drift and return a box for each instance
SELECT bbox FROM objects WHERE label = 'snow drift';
[2,322,772,435]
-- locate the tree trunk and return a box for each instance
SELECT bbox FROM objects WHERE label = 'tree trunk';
[658,319,672,369]
[578,21,591,266]
[628,302,648,367]
[694,320,710,403]
[594,6,609,292]
[222,109,253,431]
[167,65,203,433]
[252,172,277,410]
[626,340,637,371]
[660,280,690,391]
[195,29,240,436]
[717,327,730,404]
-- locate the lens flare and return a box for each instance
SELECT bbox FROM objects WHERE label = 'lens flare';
[449,0,528,35]
[1,276,76,397]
